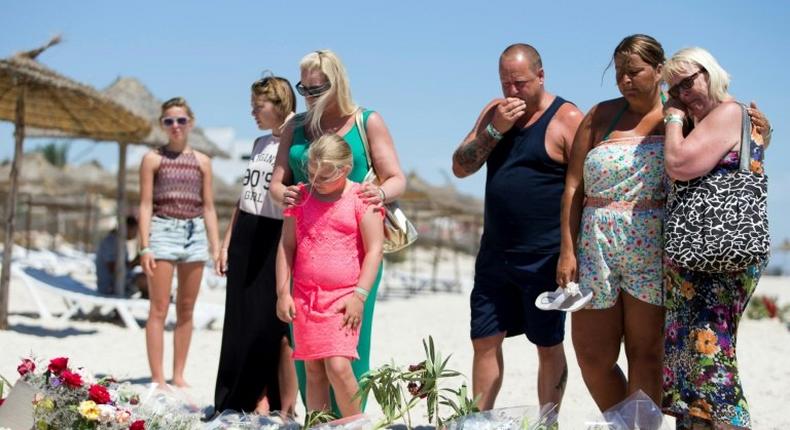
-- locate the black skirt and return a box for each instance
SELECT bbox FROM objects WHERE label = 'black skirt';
[214,211,286,413]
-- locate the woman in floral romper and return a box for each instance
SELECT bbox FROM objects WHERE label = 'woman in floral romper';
[559,34,668,411]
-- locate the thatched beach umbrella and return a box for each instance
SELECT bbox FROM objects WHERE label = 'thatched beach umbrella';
[0,37,149,329]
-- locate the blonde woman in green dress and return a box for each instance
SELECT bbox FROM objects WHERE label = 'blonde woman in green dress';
[270,49,406,413]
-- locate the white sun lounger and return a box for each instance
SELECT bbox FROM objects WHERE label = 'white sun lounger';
[11,265,224,331]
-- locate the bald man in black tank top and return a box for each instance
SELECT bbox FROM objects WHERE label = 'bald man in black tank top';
[452,44,583,413]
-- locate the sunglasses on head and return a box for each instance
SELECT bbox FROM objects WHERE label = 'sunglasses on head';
[162,116,189,127]
[668,68,706,98]
[296,81,331,97]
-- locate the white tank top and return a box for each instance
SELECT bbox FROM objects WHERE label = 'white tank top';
[238,135,283,219]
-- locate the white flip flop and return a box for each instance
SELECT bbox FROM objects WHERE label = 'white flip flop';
[535,282,592,312]
[535,287,569,311]
[555,282,592,312]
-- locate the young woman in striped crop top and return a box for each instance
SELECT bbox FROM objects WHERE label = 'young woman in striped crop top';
[138,97,220,390]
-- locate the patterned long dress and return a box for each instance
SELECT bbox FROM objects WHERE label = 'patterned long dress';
[662,129,767,429]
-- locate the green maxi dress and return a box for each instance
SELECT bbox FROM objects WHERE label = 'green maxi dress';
[288,109,382,412]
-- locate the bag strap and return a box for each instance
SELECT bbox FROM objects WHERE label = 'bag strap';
[739,103,752,172]
[355,108,376,174]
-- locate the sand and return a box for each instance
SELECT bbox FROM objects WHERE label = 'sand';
[1,250,788,428]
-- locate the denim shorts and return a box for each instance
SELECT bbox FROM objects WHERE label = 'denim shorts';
[149,216,209,263]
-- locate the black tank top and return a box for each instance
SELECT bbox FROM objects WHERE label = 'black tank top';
[482,96,569,253]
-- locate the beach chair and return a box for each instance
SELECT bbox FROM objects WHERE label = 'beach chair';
[12,265,149,330]
[11,264,225,331]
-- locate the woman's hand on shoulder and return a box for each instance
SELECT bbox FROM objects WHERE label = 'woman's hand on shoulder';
[357,182,385,207]
[283,184,304,207]
[747,101,772,147]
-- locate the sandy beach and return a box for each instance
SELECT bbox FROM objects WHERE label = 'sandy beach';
[1,249,788,428]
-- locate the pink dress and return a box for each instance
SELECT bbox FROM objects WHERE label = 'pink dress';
[283,182,375,360]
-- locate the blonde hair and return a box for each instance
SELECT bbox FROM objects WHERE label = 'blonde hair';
[299,50,358,138]
[251,76,297,119]
[160,97,195,121]
[663,47,731,103]
[306,134,353,186]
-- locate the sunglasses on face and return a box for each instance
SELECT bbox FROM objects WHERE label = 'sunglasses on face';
[668,69,705,98]
[296,81,331,97]
[161,116,189,127]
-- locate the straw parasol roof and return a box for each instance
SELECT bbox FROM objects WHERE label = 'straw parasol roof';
[0,41,150,142]
[28,77,229,158]
[403,172,484,216]
[0,37,151,328]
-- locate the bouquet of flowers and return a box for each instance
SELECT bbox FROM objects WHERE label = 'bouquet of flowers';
[15,356,147,430]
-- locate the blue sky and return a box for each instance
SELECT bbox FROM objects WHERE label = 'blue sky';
[2,1,789,251]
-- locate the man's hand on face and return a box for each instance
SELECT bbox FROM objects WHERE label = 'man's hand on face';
[491,97,527,134]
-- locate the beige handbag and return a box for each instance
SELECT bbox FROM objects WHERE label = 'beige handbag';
[355,109,418,253]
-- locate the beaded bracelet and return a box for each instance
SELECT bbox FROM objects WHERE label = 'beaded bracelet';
[486,123,504,141]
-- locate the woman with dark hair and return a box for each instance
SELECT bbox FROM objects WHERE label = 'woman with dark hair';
[558,34,668,410]
[213,76,298,415]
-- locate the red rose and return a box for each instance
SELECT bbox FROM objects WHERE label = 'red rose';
[48,357,69,375]
[88,384,111,404]
[130,420,145,430]
[17,358,36,376]
[60,370,83,388]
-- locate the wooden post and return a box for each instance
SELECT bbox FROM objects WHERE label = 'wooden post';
[114,142,128,297]
[0,87,26,330]
[82,194,91,251]
[51,208,59,251]
[25,194,32,252]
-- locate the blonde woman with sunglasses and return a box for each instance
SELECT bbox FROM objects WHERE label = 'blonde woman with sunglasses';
[270,49,406,413]
[138,97,220,390]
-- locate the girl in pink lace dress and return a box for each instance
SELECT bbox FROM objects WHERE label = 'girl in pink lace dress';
[276,134,384,417]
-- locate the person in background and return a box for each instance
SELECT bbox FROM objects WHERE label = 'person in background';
[96,215,148,298]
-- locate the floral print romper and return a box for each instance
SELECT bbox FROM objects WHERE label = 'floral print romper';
[578,133,666,309]
[662,129,767,429]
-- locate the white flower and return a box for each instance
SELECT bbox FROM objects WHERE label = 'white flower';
[75,367,94,385]
[565,282,581,296]
[98,404,116,423]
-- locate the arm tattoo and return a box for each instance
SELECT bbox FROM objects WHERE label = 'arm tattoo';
[554,364,568,392]
[453,130,499,176]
